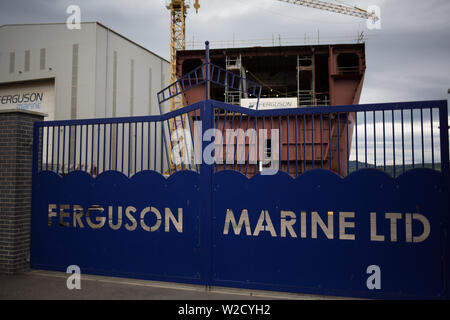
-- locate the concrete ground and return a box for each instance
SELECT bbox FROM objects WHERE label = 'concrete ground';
[0,269,348,300]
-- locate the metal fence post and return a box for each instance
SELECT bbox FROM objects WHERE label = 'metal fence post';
[438,100,449,299]
[199,41,214,287]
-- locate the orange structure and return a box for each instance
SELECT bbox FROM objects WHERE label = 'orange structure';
[177,43,366,176]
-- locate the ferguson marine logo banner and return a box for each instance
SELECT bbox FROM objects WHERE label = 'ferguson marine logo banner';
[0,92,44,109]
[46,203,431,244]
[0,79,55,119]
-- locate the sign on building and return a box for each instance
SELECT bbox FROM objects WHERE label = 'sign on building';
[241,98,298,110]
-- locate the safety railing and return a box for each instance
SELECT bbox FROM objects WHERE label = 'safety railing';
[209,99,449,178]
[32,40,449,180]
[33,103,203,177]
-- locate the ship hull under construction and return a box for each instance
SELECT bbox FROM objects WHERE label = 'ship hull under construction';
[177,43,366,177]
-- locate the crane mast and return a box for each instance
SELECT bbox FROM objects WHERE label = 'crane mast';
[165,1,199,171]
[164,0,375,172]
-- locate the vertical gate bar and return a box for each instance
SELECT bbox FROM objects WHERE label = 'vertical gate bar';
[337,113,340,175]
[312,114,315,169]
[85,124,88,172]
[197,108,202,172]
[115,123,119,171]
[164,116,176,172]
[392,109,396,177]
[74,125,78,171]
[287,115,290,175]
[154,122,157,171]
[56,126,60,175]
[411,109,415,168]
[278,115,281,174]
[128,122,131,177]
[355,112,358,170]
[148,122,151,170]
[254,114,258,175]
[47,127,51,171]
[62,126,66,175]
[320,113,323,169]
[438,100,450,300]
[175,116,185,171]
[373,111,376,169]
[91,125,94,175]
[244,114,252,177]
[295,115,298,176]
[438,101,449,175]
[420,108,424,167]
[262,115,266,174]
[97,124,100,174]
[329,113,332,171]
[67,125,71,173]
[232,112,240,172]
[158,122,162,173]
[430,108,435,169]
[51,126,55,172]
[187,111,199,173]
[199,97,213,286]
[109,123,113,172]
[103,123,107,174]
[382,110,386,171]
[303,114,306,172]
[141,122,144,172]
[79,125,83,171]
[220,110,228,172]
[346,112,349,176]
[162,121,172,176]
[243,113,251,175]
[121,123,124,173]
[214,108,220,173]
[181,114,192,171]
[401,109,405,174]
[270,116,274,172]
[364,111,367,168]
[134,123,138,174]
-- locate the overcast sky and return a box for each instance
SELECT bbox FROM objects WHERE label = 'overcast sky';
[1,0,448,166]
[0,0,449,105]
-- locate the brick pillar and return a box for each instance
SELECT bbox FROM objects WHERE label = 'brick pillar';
[0,109,45,274]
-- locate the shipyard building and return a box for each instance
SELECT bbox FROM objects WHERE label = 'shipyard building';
[0,22,170,120]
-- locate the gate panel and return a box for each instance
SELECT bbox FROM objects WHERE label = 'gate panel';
[31,170,202,282]
[31,104,205,283]
[210,99,449,299]
[30,98,449,299]
[212,169,444,299]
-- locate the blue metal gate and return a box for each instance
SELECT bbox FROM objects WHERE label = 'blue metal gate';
[30,44,449,299]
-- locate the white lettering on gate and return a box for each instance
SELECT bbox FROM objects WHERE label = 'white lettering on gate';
[222,209,431,242]
[47,204,183,233]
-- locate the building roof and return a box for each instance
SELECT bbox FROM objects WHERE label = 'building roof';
[0,21,169,63]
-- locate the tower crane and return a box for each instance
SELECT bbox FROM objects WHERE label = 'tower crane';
[165,0,378,112]
[164,0,377,171]
[166,0,199,171]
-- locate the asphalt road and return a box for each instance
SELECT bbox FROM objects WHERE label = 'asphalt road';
[0,269,345,300]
